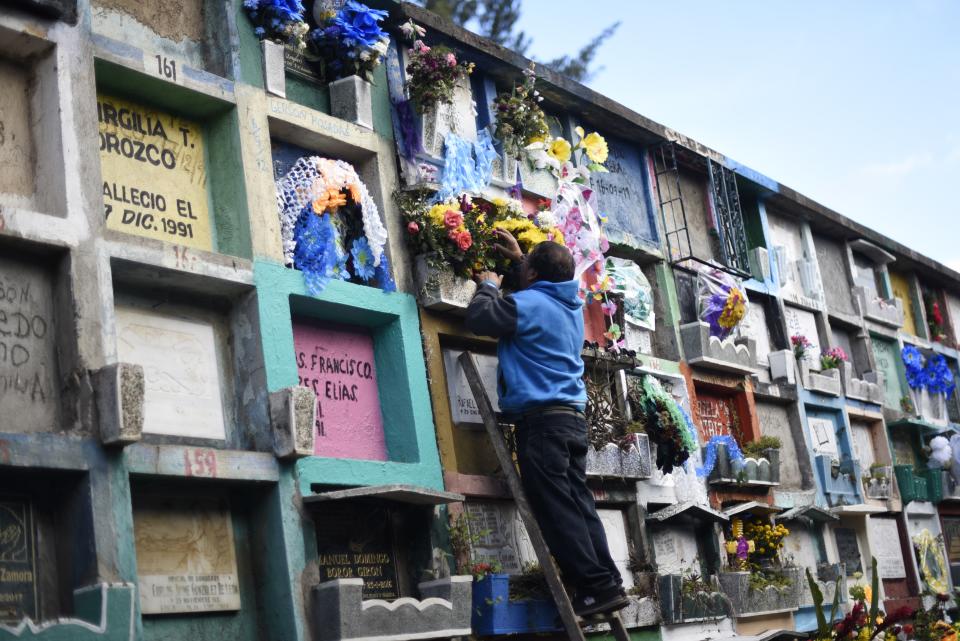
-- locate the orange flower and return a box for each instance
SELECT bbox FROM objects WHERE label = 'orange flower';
[312,187,347,214]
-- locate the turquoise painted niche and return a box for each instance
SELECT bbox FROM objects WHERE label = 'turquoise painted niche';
[254,259,443,494]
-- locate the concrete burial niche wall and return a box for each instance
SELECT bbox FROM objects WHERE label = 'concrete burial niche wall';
[814,234,856,317]
[677,168,716,262]
[90,0,233,78]
[889,270,919,337]
[255,260,443,492]
[756,402,805,490]
[293,320,387,461]
[592,132,657,250]
[0,39,66,217]
[871,335,905,410]
[114,300,231,441]
[0,253,62,432]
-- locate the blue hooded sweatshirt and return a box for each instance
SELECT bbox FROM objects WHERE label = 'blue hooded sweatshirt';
[465,279,586,413]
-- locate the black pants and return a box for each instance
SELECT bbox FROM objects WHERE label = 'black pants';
[515,411,622,594]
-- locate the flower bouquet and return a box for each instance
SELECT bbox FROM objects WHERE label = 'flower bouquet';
[820,346,848,371]
[696,268,748,340]
[791,334,813,361]
[306,1,390,82]
[903,346,956,397]
[493,63,550,159]
[404,34,474,113]
[244,0,310,48]
[626,375,698,473]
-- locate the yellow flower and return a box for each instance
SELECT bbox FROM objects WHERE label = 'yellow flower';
[527,132,548,144]
[863,586,872,604]
[581,132,609,164]
[428,204,449,228]
[547,138,572,163]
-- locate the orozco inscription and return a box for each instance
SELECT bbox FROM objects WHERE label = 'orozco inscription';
[97,94,212,249]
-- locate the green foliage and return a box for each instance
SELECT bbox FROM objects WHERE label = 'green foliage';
[806,567,829,639]
[741,435,782,459]
[508,562,550,601]
[746,567,792,593]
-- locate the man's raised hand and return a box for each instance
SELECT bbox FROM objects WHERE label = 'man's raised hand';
[493,229,523,262]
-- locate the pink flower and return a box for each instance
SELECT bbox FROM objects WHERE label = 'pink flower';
[601,301,617,316]
[407,221,420,234]
[443,209,463,229]
[455,230,473,251]
[413,40,430,52]
[446,52,457,67]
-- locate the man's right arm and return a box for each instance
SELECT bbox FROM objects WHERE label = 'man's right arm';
[465,283,518,338]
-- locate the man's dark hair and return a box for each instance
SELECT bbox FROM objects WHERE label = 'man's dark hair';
[527,241,575,283]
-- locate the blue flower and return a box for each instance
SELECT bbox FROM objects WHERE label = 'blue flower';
[351,237,376,281]
[902,345,926,390]
[293,208,339,295]
[332,1,388,50]
[374,252,396,292]
[254,26,265,36]
[243,0,259,9]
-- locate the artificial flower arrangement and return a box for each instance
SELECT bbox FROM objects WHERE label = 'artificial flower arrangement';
[396,190,558,278]
[806,557,916,641]
[401,21,475,113]
[243,0,309,48]
[276,157,393,295]
[926,296,949,344]
[626,374,698,473]
[307,1,390,82]
[902,345,957,398]
[696,268,748,340]
[820,346,849,371]
[792,334,814,361]
[525,124,610,177]
[744,519,788,562]
[244,0,390,82]
[492,63,550,159]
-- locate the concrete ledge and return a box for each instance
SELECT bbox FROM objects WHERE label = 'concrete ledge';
[586,434,652,479]
[0,582,135,640]
[124,443,279,482]
[840,362,884,405]
[311,577,472,641]
[269,386,315,459]
[680,321,756,374]
[94,363,143,446]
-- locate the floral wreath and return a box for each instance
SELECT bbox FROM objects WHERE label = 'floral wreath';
[276,157,392,294]
[913,529,949,594]
[698,268,748,340]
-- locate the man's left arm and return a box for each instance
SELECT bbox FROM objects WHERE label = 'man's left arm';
[465,275,517,338]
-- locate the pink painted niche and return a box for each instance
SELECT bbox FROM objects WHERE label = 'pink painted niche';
[293,320,388,461]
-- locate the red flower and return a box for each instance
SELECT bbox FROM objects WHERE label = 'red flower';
[933,301,944,325]
[443,209,463,229]
[903,624,914,636]
[455,230,473,251]
[407,221,420,234]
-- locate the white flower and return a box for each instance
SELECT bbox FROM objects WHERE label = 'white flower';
[536,211,557,228]
[400,19,426,40]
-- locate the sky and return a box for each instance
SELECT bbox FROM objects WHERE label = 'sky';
[510,0,960,269]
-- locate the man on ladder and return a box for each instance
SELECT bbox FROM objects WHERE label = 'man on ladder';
[465,230,629,619]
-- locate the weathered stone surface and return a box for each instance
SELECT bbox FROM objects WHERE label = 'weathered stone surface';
[269,386,315,458]
[718,568,801,616]
[840,361,884,405]
[799,362,842,396]
[0,255,60,432]
[0,57,35,202]
[311,577,472,641]
[262,40,286,98]
[680,321,756,374]
[768,350,796,383]
[814,234,856,316]
[94,363,144,446]
[756,402,804,489]
[659,574,729,624]
[329,76,373,130]
[92,0,204,42]
[585,434,652,479]
[414,256,476,314]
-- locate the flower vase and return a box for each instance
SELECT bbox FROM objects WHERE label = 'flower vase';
[330,75,373,129]
[414,255,476,314]
[262,40,286,98]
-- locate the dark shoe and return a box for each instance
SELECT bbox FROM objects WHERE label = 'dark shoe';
[573,586,630,617]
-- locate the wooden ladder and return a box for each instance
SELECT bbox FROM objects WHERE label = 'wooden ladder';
[458,352,630,641]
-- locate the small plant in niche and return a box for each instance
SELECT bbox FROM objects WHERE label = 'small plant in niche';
[820,346,848,371]
[402,22,474,112]
[741,435,782,460]
[791,334,813,361]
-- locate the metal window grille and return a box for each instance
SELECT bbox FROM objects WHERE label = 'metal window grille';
[707,159,750,274]
[653,143,692,264]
